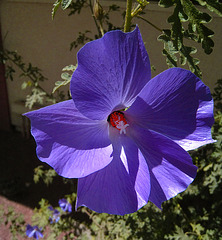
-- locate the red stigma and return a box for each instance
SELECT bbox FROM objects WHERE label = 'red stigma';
[108,111,129,134]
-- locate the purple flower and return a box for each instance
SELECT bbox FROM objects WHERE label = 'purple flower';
[26,224,43,239]
[59,199,72,213]
[24,27,215,215]
[48,206,60,223]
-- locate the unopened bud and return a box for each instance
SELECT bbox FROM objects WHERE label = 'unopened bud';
[93,0,104,21]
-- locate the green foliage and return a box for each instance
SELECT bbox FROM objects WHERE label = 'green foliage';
[157,0,221,77]
[52,64,77,93]
[182,0,214,54]
[52,0,73,19]
[68,0,88,15]
[69,0,123,39]
[196,0,222,17]
[61,0,73,10]
[33,166,57,186]
[32,198,51,229]
[0,50,47,83]
[70,31,93,50]
[0,206,26,240]
[0,50,58,109]
[159,0,175,8]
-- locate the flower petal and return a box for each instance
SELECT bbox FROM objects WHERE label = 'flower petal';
[26,225,34,237]
[126,68,215,151]
[24,100,113,178]
[128,124,197,208]
[34,230,43,240]
[76,135,150,215]
[71,26,151,120]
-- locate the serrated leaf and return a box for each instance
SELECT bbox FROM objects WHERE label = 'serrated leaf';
[168,226,191,240]
[61,0,72,10]
[180,46,201,77]
[62,64,77,72]
[158,31,178,67]
[52,0,62,19]
[25,88,46,109]
[181,0,214,54]
[52,77,71,94]
[61,72,72,81]
[167,4,184,50]
[158,33,170,42]
[182,0,212,23]
[188,22,196,32]
[180,54,186,65]
[162,48,178,67]
[196,24,214,54]
[197,0,222,17]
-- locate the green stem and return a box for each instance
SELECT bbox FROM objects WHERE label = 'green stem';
[88,0,102,37]
[131,5,142,18]
[124,0,133,32]
[99,20,104,36]
[136,15,163,33]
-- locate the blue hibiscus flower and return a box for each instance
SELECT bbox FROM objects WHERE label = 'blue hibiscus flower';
[24,27,215,215]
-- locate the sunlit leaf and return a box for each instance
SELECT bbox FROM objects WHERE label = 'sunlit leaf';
[52,0,62,19]
[61,0,72,10]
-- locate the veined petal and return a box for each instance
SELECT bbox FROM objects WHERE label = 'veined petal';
[76,135,150,215]
[128,124,197,208]
[24,100,113,178]
[126,68,215,151]
[71,26,151,120]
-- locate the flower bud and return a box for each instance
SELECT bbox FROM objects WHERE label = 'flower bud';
[93,0,104,21]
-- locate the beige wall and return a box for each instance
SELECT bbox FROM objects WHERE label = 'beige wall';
[1,0,222,129]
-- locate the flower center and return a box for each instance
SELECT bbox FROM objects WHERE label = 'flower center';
[108,111,129,134]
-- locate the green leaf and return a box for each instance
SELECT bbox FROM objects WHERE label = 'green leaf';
[181,0,214,54]
[159,0,175,8]
[158,32,178,67]
[52,0,62,19]
[162,46,178,68]
[61,0,73,10]
[167,4,185,50]
[62,64,77,72]
[70,31,93,50]
[168,226,191,240]
[196,0,222,17]
[68,0,87,15]
[180,45,201,77]
[25,88,46,109]
[182,0,212,23]
[196,24,214,54]
[52,64,77,94]
[52,75,71,94]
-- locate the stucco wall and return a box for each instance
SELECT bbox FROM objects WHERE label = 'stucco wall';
[0,0,222,129]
